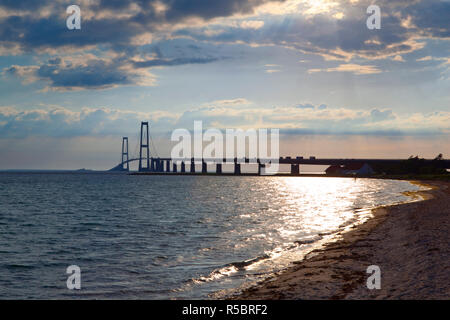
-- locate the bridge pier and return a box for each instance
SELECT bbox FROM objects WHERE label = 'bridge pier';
[234,158,241,175]
[258,163,265,175]
[181,162,186,173]
[150,159,155,171]
[190,158,195,173]
[166,160,171,173]
[173,163,177,173]
[290,164,300,175]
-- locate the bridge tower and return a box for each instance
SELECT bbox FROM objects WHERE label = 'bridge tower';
[121,137,129,171]
[139,122,151,172]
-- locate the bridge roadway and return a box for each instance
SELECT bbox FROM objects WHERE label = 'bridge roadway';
[110,157,450,172]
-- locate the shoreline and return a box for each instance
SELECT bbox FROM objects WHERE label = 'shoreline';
[230,180,449,299]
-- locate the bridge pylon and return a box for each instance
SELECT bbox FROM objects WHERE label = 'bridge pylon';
[122,137,129,171]
[139,122,151,172]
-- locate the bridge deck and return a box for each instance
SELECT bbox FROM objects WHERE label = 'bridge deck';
[111,157,450,171]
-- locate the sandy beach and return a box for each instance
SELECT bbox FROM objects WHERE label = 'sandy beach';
[233,180,450,300]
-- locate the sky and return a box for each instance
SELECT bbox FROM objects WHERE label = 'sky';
[0,0,449,170]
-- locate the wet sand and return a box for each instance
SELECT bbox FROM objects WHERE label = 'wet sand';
[233,181,450,300]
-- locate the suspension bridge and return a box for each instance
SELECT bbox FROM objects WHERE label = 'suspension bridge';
[109,122,450,175]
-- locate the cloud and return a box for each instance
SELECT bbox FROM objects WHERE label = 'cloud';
[133,56,220,68]
[0,0,283,54]
[163,0,283,21]
[1,103,449,139]
[370,108,395,122]
[308,63,382,75]
[2,46,225,90]
[296,103,315,109]
[1,0,446,60]
[392,55,405,62]
[415,55,450,64]
[263,64,281,73]
[172,0,449,64]
[0,106,178,138]
[416,56,433,62]
[3,65,39,84]
[0,0,449,93]
[36,60,136,91]
[3,56,156,91]
[403,0,450,38]
[204,98,252,107]
[173,102,450,136]
[239,20,265,29]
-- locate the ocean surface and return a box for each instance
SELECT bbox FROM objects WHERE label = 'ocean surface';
[0,173,425,299]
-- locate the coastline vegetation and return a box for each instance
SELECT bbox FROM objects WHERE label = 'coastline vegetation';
[371,154,450,181]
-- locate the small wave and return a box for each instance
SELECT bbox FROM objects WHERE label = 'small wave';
[228,254,271,271]
[188,253,271,286]
[3,264,35,270]
[190,266,238,285]
[151,255,169,266]
[293,235,323,246]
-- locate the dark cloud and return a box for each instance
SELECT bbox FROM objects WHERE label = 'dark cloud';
[0,15,145,51]
[3,66,20,76]
[0,0,283,52]
[405,0,450,38]
[2,57,143,90]
[133,56,220,68]
[36,59,133,90]
[0,0,49,10]
[48,57,62,65]
[165,0,282,21]
[4,53,226,90]
[0,0,448,90]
